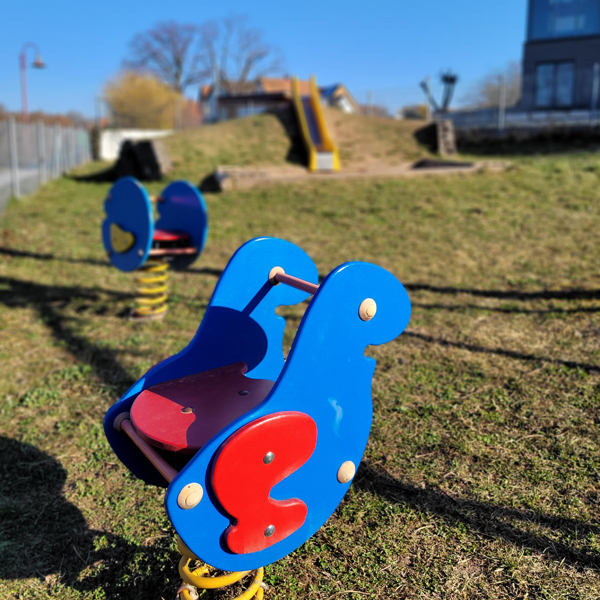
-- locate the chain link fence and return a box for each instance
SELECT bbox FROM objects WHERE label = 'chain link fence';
[0,118,91,214]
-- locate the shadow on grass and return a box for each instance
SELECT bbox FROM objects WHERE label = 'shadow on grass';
[185,266,224,278]
[0,435,179,599]
[355,462,600,570]
[0,275,136,393]
[0,246,225,281]
[412,301,600,315]
[401,281,600,372]
[404,328,599,373]
[405,282,600,301]
[0,246,110,267]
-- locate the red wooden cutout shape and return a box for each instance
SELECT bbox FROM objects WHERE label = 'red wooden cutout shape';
[211,411,317,554]
[130,363,274,453]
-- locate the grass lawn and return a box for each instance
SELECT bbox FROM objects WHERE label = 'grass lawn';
[1,116,600,599]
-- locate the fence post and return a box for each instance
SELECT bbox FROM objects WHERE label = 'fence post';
[53,124,61,178]
[64,126,70,172]
[71,128,76,167]
[498,75,506,135]
[73,128,79,166]
[8,117,20,199]
[64,126,70,171]
[84,129,90,163]
[591,63,599,128]
[71,127,76,168]
[37,120,46,186]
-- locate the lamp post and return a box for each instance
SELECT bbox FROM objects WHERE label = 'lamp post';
[20,42,46,123]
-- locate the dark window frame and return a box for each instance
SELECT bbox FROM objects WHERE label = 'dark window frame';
[534,59,576,108]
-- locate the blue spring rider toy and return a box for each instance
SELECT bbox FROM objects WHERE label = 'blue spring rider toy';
[104,237,411,599]
[102,177,208,319]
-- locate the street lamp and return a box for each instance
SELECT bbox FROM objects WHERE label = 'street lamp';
[20,42,46,123]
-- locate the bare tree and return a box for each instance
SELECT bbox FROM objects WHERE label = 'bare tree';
[124,21,204,93]
[124,17,282,96]
[462,61,521,108]
[197,16,283,93]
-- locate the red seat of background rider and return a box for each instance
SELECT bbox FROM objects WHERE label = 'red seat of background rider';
[130,362,274,453]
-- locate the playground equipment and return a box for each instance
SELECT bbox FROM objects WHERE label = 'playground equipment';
[104,237,411,598]
[292,75,340,172]
[102,177,208,318]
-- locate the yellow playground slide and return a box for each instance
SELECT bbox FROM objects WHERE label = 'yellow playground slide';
[292,75,340,172]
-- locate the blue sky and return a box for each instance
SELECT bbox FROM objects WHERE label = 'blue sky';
[0,0,527,117]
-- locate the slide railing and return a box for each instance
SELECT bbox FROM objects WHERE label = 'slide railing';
[292,75,340,172]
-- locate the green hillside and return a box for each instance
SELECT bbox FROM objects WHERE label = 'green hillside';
[163,108,431,182]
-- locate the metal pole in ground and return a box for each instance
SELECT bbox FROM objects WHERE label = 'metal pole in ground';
[498,75,506,135]
[81,128,86,164]
[49,124,56,179]
[591,63,599,128]
[72,127,77,167]
[54,123,61,178]
[8,117,20,199]
[68,126,74,170]
[64,126,70,171]
[37,120,46,185]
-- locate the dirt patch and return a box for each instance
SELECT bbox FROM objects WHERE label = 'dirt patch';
[214,160,507,191]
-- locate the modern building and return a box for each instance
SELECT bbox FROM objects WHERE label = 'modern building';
[521,0,600,110]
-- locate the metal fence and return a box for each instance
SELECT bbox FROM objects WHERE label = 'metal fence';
[448,66,600,133]
[448,107,600,132]
[0,118,91,214]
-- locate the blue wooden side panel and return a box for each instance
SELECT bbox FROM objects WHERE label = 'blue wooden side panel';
[155,181,209,270]
[102,177,154,272]
[165,260,411,571]
[104,237,318,486]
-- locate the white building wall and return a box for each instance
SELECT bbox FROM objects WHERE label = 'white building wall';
[99,129,173,161]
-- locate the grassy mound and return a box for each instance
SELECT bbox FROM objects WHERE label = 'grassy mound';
[163,108,431,182]
[164,113,294,182]
[323,107,430,168]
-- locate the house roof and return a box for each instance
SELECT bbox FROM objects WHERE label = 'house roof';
[200,80,259,100]
[200,77,358,110]
[221,80,258,95]
[258,77,312,97]
[320,83,360,111]
[319,84,340,99]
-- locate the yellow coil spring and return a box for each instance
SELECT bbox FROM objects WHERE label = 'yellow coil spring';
[176,540,265,600]
[134,258,169,318]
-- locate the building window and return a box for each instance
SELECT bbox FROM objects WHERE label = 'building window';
[535,61,575,107]
[529,0,600,40]
[536,63,555,106]
[556,62,575,105]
